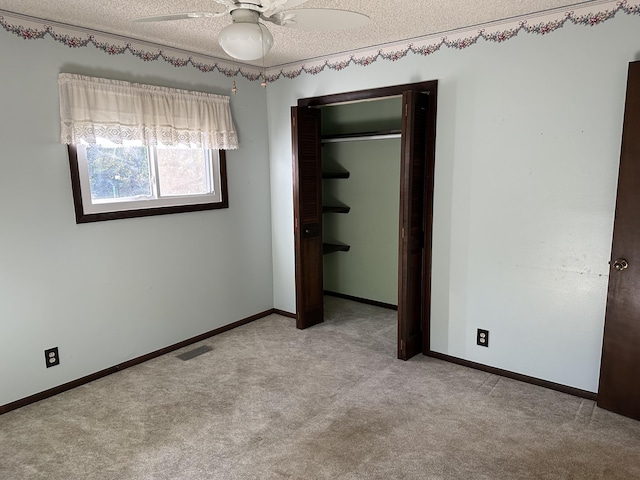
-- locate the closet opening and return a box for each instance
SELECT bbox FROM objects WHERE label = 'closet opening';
[321,96,402,313]
[292,81,437,360]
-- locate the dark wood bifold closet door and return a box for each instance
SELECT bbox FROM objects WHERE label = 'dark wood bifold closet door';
[292,81,437,359]
[291,106,324,329]
[397,90,431,360]
[598,61,640,421]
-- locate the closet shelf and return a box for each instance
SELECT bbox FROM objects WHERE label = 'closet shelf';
[321,129,401,144]
[323,243,351,255]
[322,205,350,214]
[322,171,350,179]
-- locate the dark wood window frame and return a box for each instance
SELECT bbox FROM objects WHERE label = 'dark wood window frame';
[67,145,228,224]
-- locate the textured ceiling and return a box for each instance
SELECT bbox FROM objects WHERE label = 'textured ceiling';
[0,0,606,67]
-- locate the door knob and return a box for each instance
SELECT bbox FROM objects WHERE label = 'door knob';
[613,258,629,271]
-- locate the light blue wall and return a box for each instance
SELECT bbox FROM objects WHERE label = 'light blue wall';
[267,15,640,392]
[322,139,401,305]
[0,33,273,405]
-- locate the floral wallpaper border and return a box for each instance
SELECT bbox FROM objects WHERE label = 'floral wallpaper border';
[272,0,640,81]
[1,0,639,84]
[0,10,263,80]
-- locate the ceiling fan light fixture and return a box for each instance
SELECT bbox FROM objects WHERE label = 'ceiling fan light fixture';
[218,9,274,61]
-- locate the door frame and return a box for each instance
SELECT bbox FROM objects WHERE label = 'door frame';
[294,80,438,358]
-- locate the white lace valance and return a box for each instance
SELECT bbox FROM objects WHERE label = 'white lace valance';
[58,73,238,150]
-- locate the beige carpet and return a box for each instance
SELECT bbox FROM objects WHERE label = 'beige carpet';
[1,297,639,479]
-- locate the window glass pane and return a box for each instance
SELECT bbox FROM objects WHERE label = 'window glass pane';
[86,145,151,200]
[156,148,209,197]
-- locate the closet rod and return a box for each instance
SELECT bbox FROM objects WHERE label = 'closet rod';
[321,132,401,144]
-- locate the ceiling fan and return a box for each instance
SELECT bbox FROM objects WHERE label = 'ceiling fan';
[133,0,370,61]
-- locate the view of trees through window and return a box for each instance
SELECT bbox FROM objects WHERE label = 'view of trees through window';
[86,145,210,201]
[86,145,151,200]
[157,148,208,196]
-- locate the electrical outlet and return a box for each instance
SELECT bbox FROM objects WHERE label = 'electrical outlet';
[44,347,60,368]
[477,329,489,347]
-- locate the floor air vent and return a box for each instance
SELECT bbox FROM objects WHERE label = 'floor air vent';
[176,345,212,361]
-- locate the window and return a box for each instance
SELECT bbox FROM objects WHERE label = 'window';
[68,144,228,223]
[58,73,238,223]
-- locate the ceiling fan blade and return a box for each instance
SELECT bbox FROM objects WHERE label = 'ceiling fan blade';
[274,9,370,31]
[262,0,310,12]
[260,0,310,18]
[284,0,311,7]
[132,11,227,23]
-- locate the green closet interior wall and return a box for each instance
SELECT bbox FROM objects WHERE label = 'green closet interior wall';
[321,97,402,305]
